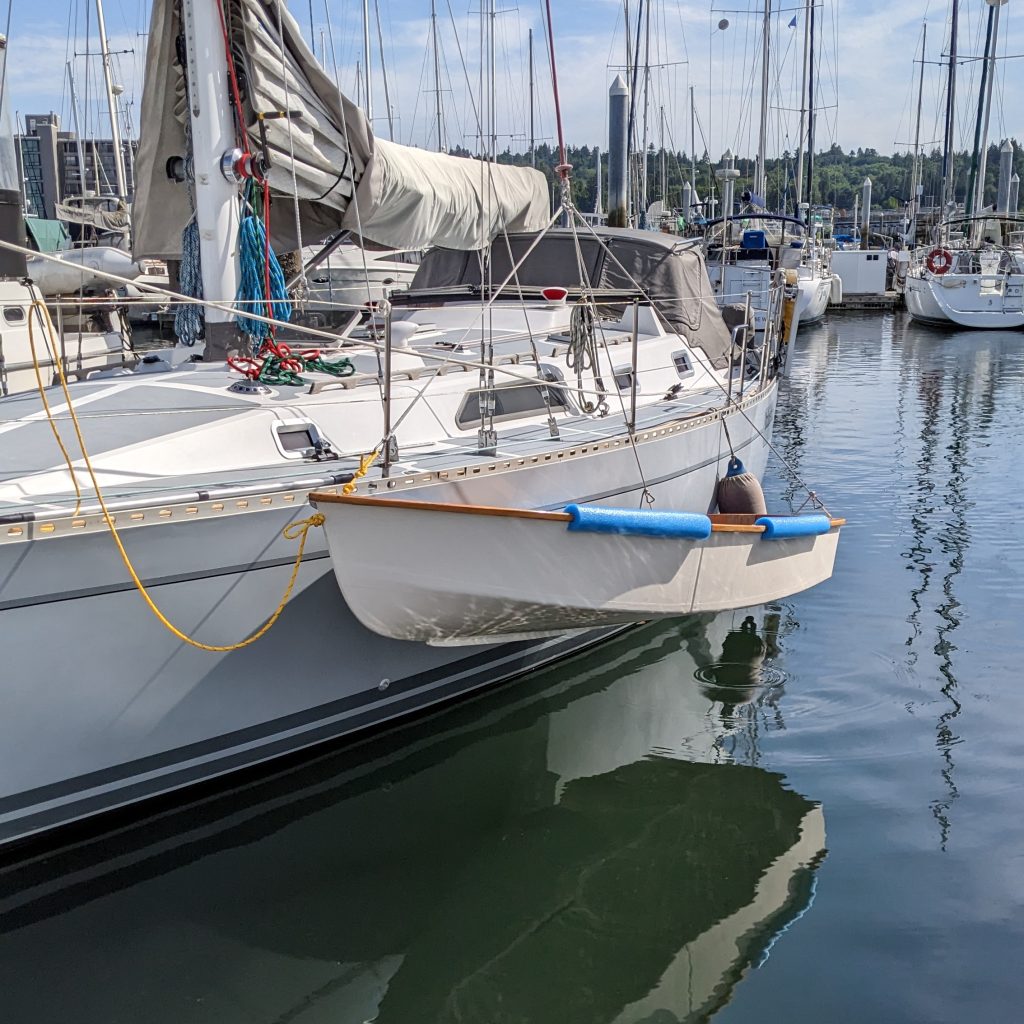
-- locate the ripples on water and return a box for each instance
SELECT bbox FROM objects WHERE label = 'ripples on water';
[2,313,1024,1022]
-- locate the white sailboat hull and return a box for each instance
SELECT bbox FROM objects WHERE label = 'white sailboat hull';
[0,383,776,846]
[795,274,832,325]
[906,270,1024,329]
[905,273,950,325]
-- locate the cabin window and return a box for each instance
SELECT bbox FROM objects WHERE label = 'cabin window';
[272,420,331,459]
[672,350,694,380]
[456,380,570,429]
[3,306,25,324]
[613,366,634,391]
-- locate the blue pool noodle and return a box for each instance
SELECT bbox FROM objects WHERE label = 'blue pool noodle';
[755,514,832,539]
[565,504,712,539]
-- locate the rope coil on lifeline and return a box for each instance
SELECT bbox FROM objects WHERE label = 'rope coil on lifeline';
[29,301,323,653]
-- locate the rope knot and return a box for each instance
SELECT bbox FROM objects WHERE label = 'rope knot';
[282,512,325,540]
[342,449,382,495]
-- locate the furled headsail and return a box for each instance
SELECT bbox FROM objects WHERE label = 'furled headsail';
[134,0,550,260]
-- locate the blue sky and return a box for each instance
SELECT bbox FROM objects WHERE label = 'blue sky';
[4,1,1022,161]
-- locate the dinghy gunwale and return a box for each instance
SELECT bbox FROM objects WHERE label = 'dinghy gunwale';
[308,492,845,534]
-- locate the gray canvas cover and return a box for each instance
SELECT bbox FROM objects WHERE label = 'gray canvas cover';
[413,228,733,367]
[134,0,548,259]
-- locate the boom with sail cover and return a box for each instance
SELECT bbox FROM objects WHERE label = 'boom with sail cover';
[133,0,549,259]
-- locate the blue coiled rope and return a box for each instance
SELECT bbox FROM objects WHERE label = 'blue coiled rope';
[236,214,292,341]
[174,219,204,346]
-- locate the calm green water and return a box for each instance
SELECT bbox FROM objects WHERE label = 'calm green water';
[3,311,1024,1022]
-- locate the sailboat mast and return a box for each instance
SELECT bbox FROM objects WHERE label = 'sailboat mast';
[623,1,632,219]
[690,84,696,190]
[623,1,632,90]
[966,2,998,217]
[806,0,815,213]
[374,1,394,140]
[974,1,1002,217]
[94,0,127,200]
[431,0,444,151]
[794,0,811,216]
[660,105,667,202]
[362,0,374,123]
[477,0,498,454]
[909,22,927,244]
[641,0,651,215]
[180,0,241,355]
[528,28,534,166]
[756,0,771,200]
[489,0,497,162]
[940,0,958,210]
[626,0,645,223]
[66,62,88,199]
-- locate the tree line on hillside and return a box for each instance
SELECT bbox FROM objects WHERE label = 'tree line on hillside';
[447,141,1024,215]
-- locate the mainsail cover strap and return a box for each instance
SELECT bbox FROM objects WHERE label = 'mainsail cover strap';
[134,0,550,259]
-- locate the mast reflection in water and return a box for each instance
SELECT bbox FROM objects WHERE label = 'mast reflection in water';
[0,620,825,1024]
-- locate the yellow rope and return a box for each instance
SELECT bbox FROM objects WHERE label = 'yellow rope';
[342,447,381,495]
[26,301,84,515]
[30,300,324,653]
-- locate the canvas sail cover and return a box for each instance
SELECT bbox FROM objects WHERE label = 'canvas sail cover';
[134,0,549,260]
[412,229,735,368]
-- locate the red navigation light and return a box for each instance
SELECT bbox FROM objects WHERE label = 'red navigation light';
[541,286,569,303]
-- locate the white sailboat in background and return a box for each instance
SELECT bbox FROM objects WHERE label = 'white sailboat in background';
[702,0,838,334]
[0,0,838,848]
[905,0,1024,330]
[302,242,420,312]
[0,34,130,396]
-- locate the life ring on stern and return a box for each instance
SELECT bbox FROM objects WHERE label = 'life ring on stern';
[925,248,953,275]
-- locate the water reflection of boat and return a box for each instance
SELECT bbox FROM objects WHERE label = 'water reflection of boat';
[0,620,825,1024]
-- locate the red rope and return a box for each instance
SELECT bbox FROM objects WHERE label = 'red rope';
[543,0,570,180]
[262,181,275,339]
[214,0,248,149]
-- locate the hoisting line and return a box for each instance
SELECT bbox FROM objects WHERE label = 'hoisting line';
[28,300,324,653]
[543,0,571,184]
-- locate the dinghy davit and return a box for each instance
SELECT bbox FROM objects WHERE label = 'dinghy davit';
[309,494,844,646]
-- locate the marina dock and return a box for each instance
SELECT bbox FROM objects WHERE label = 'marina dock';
[831,291,904,311]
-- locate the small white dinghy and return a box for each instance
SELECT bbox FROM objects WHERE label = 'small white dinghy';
[309,494,844,646]
[26,246,141,296]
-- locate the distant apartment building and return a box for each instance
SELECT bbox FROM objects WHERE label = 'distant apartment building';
[16,113,136,219]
